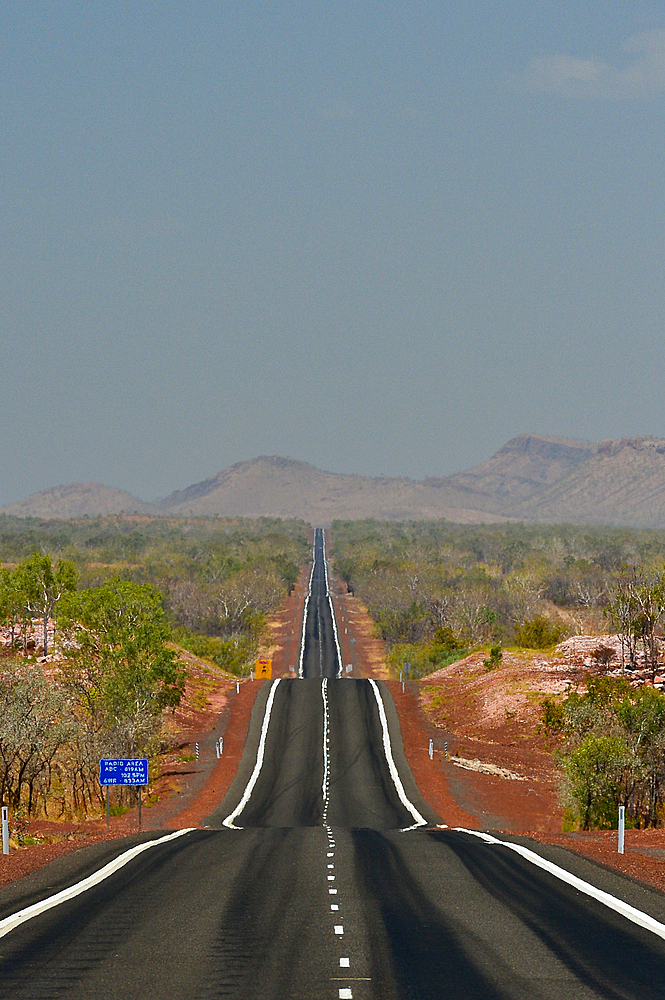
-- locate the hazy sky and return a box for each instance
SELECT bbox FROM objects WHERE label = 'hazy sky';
[2,2,665,504]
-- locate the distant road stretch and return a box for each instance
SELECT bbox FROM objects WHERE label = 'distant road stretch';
[2,529,665,998]
[299,527,342,678]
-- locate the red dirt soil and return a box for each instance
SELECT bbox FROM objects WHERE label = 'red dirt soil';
[384,681,477,828]
[166,679,260,828]
[260,563,310,677]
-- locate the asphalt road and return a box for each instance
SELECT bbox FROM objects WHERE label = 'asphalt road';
[300,527,341,679]
[3,532,665,997]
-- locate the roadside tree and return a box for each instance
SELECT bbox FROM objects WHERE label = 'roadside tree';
[16,552,78,655]
[58,580,186,757]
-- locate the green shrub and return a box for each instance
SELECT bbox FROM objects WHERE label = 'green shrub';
[388,638,468,679]
[172,626,258,676]
[515,615,564,649]
[540,697,565,732]
[564,734,632,830]
[483,645,503,671]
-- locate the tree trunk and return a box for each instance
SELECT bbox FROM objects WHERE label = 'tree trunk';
[584,790,592,830]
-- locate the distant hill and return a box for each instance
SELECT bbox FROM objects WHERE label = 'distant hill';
[0,483,157,519]
[155,456,504,523]
[508,437,665,527]
[6,434,665,526]
[439,433,597,504]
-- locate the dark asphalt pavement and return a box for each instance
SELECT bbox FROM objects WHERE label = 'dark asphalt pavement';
[300,527,341,678]
[3,530,665,998]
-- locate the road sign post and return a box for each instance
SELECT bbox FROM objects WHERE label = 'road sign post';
[99,759,149,831]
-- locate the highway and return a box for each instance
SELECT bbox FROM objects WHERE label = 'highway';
[299,527,342,679]
[3,531,665,997]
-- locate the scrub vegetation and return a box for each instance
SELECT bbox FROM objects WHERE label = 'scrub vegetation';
[331,518,665,828]
[542,679,665,830]
[330,519,646,670]
[0,515,308,821]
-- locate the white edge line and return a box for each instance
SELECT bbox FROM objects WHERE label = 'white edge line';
[369,679,427,828]
[327,594,343,680]
[322,529,344,679]
[322,677,329,809]
[454,827,665,942]
[223,679,282,829]
[298,593,310,678]
[0,828,194,940]
[298,538,316,678]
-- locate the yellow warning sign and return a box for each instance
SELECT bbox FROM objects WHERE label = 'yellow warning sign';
[255,658,272,679]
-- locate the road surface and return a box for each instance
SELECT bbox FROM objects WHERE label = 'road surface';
[3,530,665,998]
[299,527,342,679]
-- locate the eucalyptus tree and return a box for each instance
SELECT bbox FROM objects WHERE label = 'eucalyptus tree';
[58,580,186,757]
[606,569,665,679]
[0,567,22,648]
[0,665,71,812]
[16,552,78,655]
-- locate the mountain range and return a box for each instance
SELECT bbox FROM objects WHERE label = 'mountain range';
[5,434,665,527]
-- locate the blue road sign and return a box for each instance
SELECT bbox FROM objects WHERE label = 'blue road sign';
[99,758,149,786]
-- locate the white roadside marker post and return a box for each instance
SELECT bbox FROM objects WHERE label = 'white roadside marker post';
[429,738,433,760]
[618,805,625,854]
[2,806,8,855]
[236,680,240,694]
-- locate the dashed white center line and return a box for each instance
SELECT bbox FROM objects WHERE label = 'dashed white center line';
[321,693,351,998]
[322,677,332,824]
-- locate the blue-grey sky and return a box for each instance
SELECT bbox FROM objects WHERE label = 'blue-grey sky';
[2,2,664,504]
